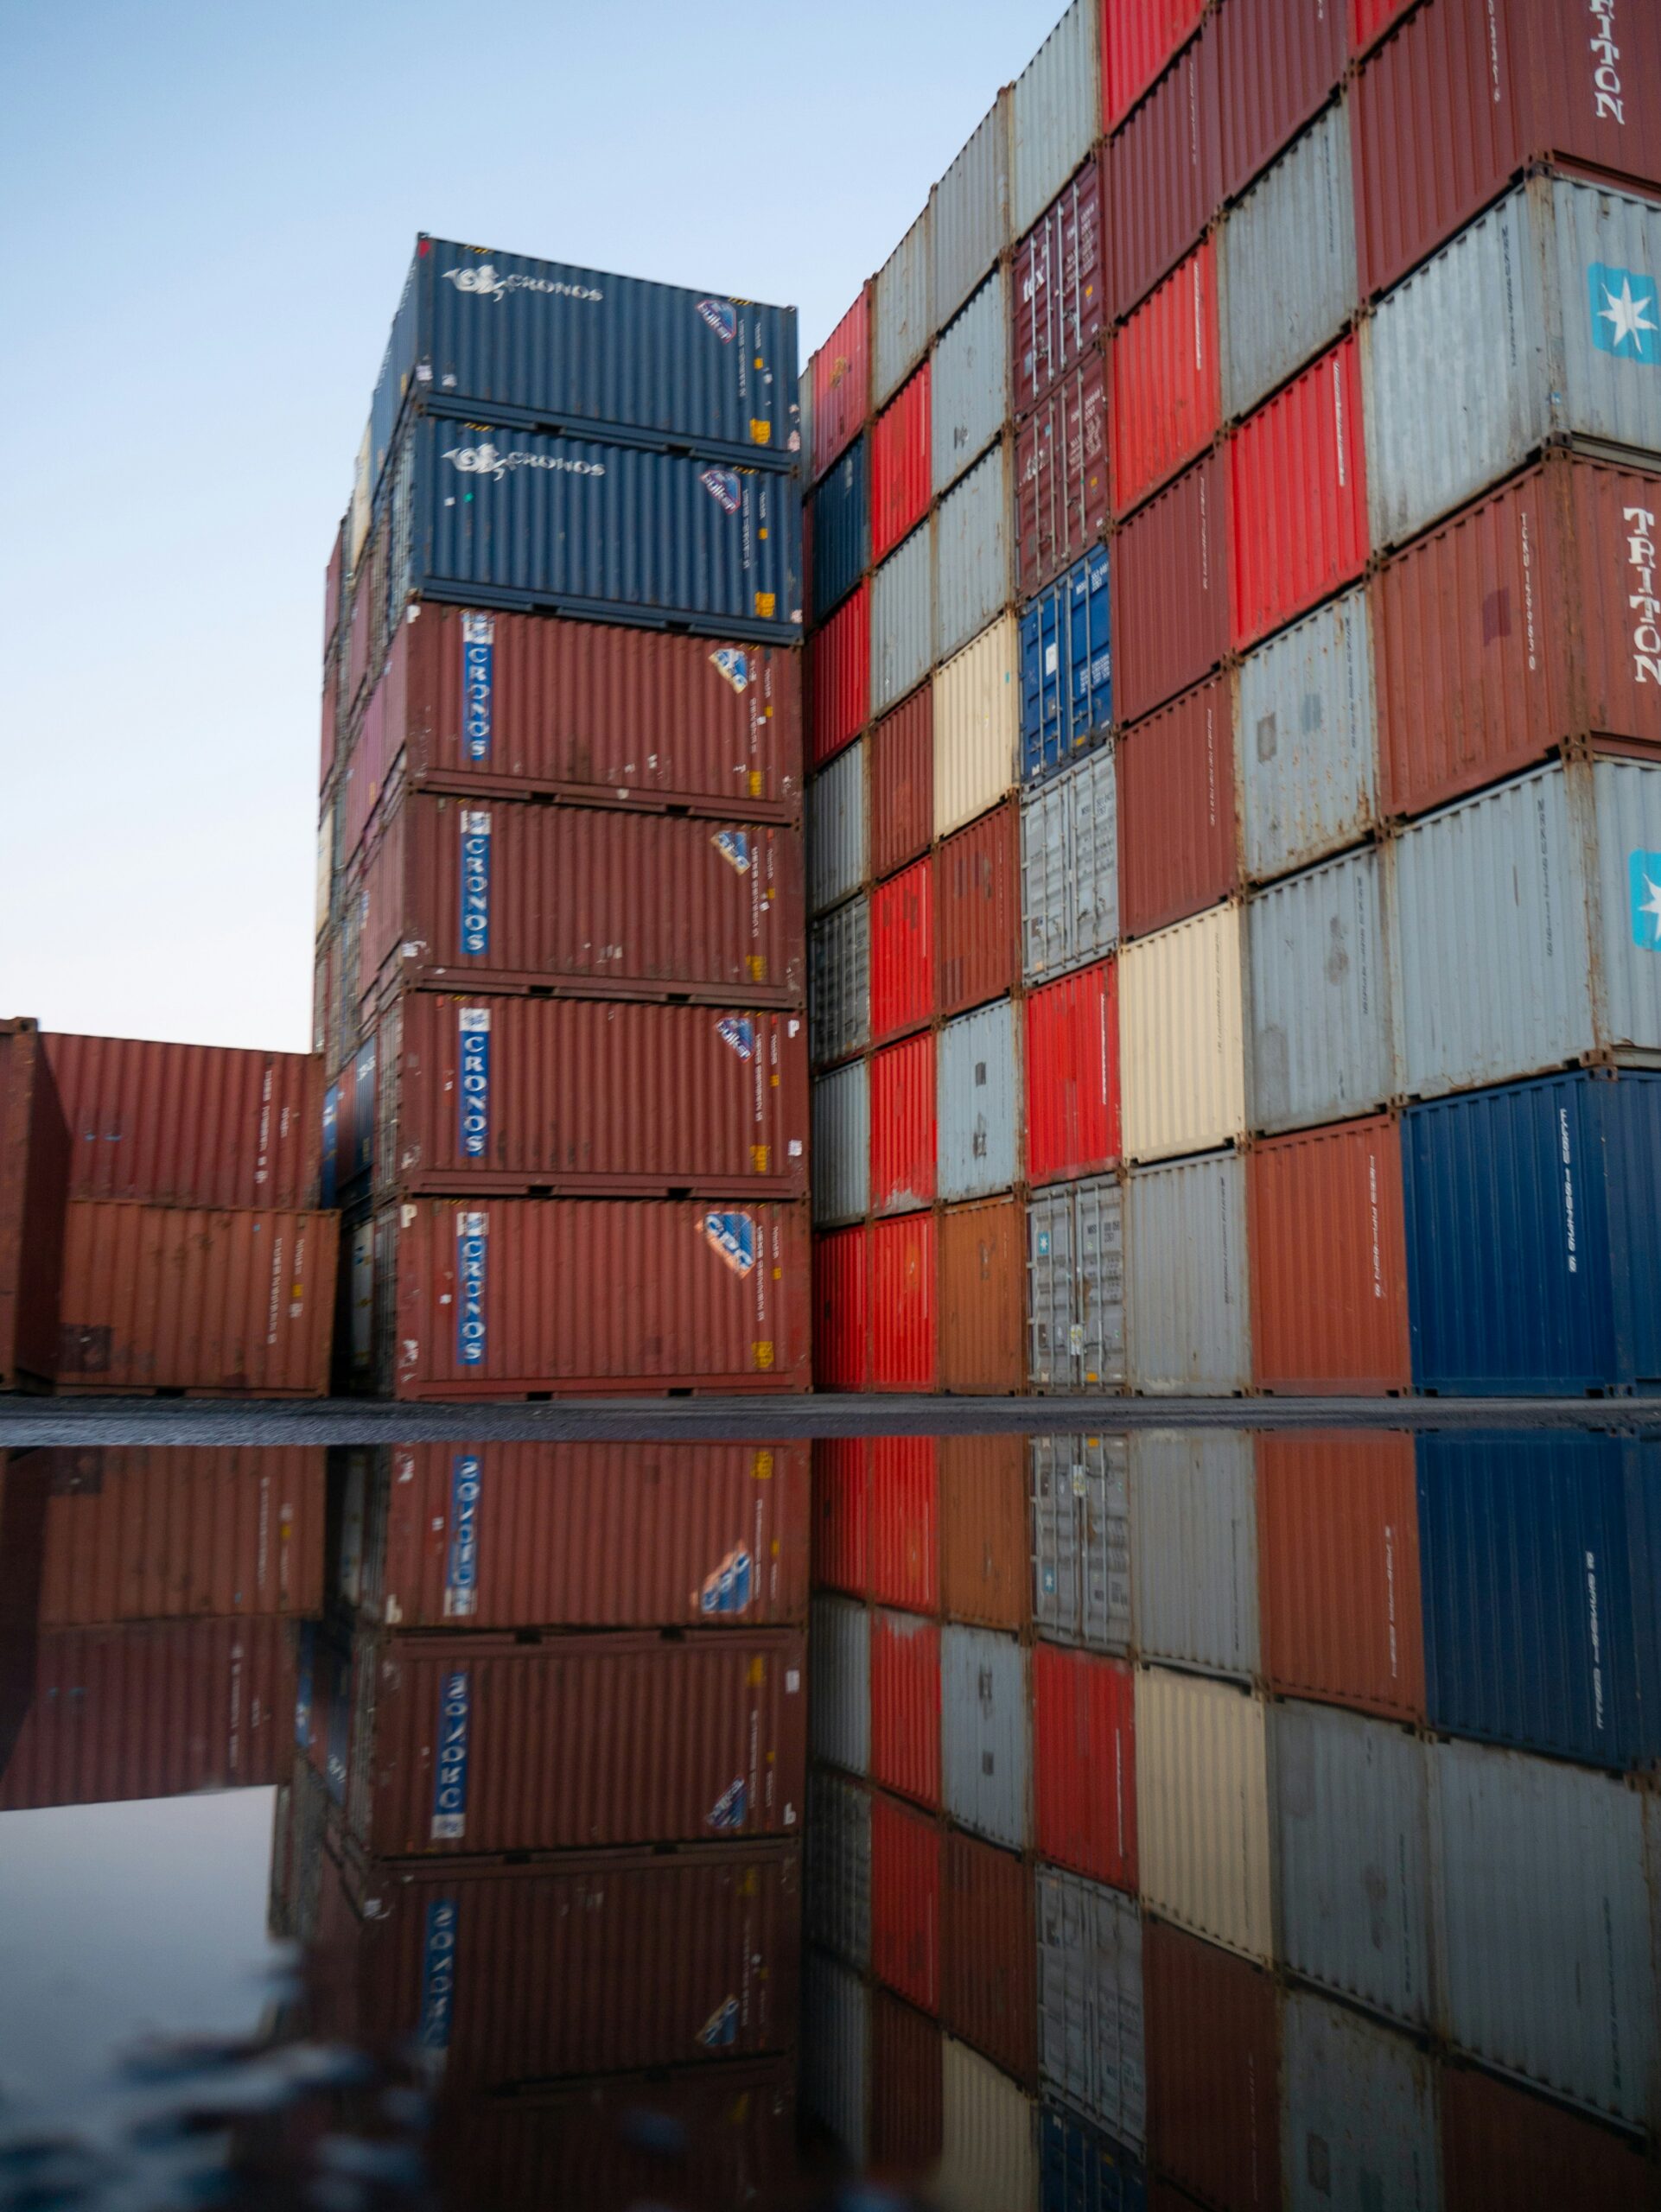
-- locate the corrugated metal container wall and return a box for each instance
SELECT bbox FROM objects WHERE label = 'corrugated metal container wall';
[870,1789,941,2014]
[1273,1702,1432,2030]
[875,208,932,410]
[1012,155,1106,423]
[1039,2109,1148,2212]
[1112,453,1229,727]
[870,1032,937,1215]
[1032,1433,1130,1650]
[1126,1154,1251,1395]
[1215,0,1348,202]
[937,2037,1040,2212]
[870,1605,942,1807]
[814,287,872,480]
[1110,241,1220,521]
[810,896,870,1068]
[813,1437,868,1597]
[873,524,935,719]
[1237,585,1376,884]
[811,1595,871,1777]
[1015,353,1110,598]
[1011,0,1102,240]
[942,1829,1038,2084]
[1117,675,1237,940]
[1247,1116,1412,1395]
[801,1949,870,2163]
[935,617,1021,841]
[1034,1647,1138,1893]
[1429,1738,1658,2128]
[809,741,867,916]
[1129,1430,1258,1677]
[938,444,1013,662]
[939,1195,1028,1394]
[1027,1174,1127,1393]
[1136,1666,1274,1961]
[932,92,1013,331]
[870,1437,939,1614]
[941,1432,1031,1635]
[935,801,1021,1019]
[870,858,932,1045]
[933,272,1009,499]
[1026,961,1119,1185]
[1020,547,1113,787]
[1021,744,1118,983]
[1248,846,1392,1133]
[1118,903,1247,1163]
[1282,1989,1439,2210]
[811,438,869,624]
[808,1769,873,1968]
[870,1211,939,1390]
[1348,0,1414,51]
[872,364,932,564]
[1228,333,1369,652]
[938,1000,1020,1203]
[0,1021,67,1391]
[1103,0,1208,134]
[1142,1919,1282,2212]
[814,1225,870,1390]
[1107,31,1223,323]
[1440,2059,1661,2212]
[1035,1868,1146,2145]
[1220,101,1357,423]
[869,687,934,880]
[812,1062,870,1226]
[810,582,870,770]
[941,1623,1030,1851]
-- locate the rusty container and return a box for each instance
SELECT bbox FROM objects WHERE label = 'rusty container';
[941,1828,1038,2086]
[0,1020,68,1390]
[1015,349,1111,597]
[938,1197,1028,1394]
[869,688,935,884]
[1107,28,1223,322]
[1117,674,1238,939]
[1143,1916,1282,2212]
[933,800,1021,1020]
[1215,0,1350,202]
[939,1433,1031,1632]
[1112,452,1231,727]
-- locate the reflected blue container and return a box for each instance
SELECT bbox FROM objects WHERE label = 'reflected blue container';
[320,1084,340,1209]
[810,435,868,622]
[1021,546,1112,784]
[1040,2107,1148,2212]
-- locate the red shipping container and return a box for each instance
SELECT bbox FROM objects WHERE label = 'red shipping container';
[939,1434,1031,1632]
[1372,454,1661,820]
[871,364,932,563]
[1103,0,1210,134]
[1033,1641,1137,1891]
[55,1201,337,1397]
[1117,674,1238,938]
[870,1213,939,1392]
[870,859,933,1044]
[1108,28,1223,321]
[1112,451,1231,725]
[356,1441,809,1630]
[869,1032,937,1214]
[813,1436,869,1594]
[1012,153,1108,419]
[319,670,338,792]
[870,1607,942,1808]
[1255,1430,1425,1720]
[1228,333,1368,650]
[1349,0,1415,54]
[809,582,871,769]
[1025,959,1121,1184]
[1111,239,1220,518]
[1352,0,1661,301]
[47,1032,320,1211]
[1215,0,1350,202]
[870,1438,939,1612]
[813,288,872,480]
[871,1993,945,2174]
[0,1020,67,1391]
[870,1789,942,2013]
[379,992,807,1199]
[1439,2061,1661,2212]
[383,1197,810,1398]
[1015,347,1111,594]
[1248,1116,1411,1395]
[933,801,1020,1019]
[869,688,934,881]
[940,1830,1037,2086]
[813,1224,869,1390]
[1144,1918,1282,2212]
[939,1198,1026,1395]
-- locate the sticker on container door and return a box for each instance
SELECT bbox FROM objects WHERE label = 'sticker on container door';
[700,467,742,514]
[717,1015,756,1060]
[459,812,491,957]
[417,1897,459,2071]
[1590,264,1660,360]
[701,1211,756,1276]
[1631,850,1661,945]
[457,1007,491,1159]
[431,1669,471,1840]
[698,1997,740,2049]
[712,829,752,875]
[699,1545,754,1616]
[460,613,494,761]
[696,297,737,342]
[710,646,751,694]
[455,1211,488,1366]
[708,1778,748,1830]
[443,1453,482,1618]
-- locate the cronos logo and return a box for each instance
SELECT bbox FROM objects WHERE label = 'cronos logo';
[441,262,603,302]
[442,443,607,480]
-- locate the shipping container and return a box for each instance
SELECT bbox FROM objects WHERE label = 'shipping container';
[942,1433,1032,1634]
[1013,155,1106,422]
[939,443,1014,660]
[1026,962,1120,1185]
[943,1828,1038,2082]
[870,686,935,880]
[934,92,1014,332]
[1119,903,1247,1162]
[811,1595,872,1777]
[937,2035,1041,2212]
[1440,2060,1661,2212]
[871,1438,939,1614]
[811,438,869,623]
[1016,352,1111,597]
[936,616,1021,841]
[1038,2107,1149,2212]
[939,1000,1020,1202]
[1117,674,1238,939]
[875,209,932,410]
[870,1031,937,1216]
[1282,1988,1439,2211]
[875,1993,946,2176]
[1103,0,1209,136]
[873,364,932,563]
[1112,452,1231,726]
[1032,1433,1130,1650]
[1136,1666,1274,1960]
[1111,241,1220,520]
[1012,1,1102,240]
[810,582,871,769]
[1229,333,1369,651]
[1020,547,1113,786]
[1027,1175,1128,1394]
[808,1767,873,1969]
[809,741,867,916]
[935,800,1021,1017]
[1034,1646,1138,1892]
[1238,584,1376,883]
[873,523,935,718]
[870,859,932,1045]
[1129,1430,1258,1676]
[1248,844,1392,1132]
[1021,744,1118,982]
[1107,30,1223,322]
[1142,1917,1283,2212]
[871,1211,939,1390]
[802,1948,871,2162]
[810,895,870,1067]
[812,1061,869,1226]
[935,272,1009,499]
[1035,1867,1145,2145]
[1126,1154,1252,1395]
[0,1020,67,1391]
[1216,0,1348,203]
[1220,100,1359,423]
[814,1435,868,1596]
[872,1606,943,1808]
[871,1789,942,2015]
[814,288,872,480]
[941,1623,1030,1849]
[939,1195,1028,1393]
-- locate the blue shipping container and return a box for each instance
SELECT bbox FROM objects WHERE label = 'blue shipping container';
[1040,2107,1148,2212]
[368,235,799,502]
[1401,1071,1661,1395]
[811,435,869,624]
[1021,547,1111,784]
[392,412,803,644]
[1417,1432,1661,1770]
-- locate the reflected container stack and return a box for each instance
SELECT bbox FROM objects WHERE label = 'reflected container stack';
[315,236,811,1397]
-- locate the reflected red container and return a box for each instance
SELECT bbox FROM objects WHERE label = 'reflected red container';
[1256,1430,1425,1720]
[941,1830,1037,2085]
[871,1993,945,2172]
[381,993,808,1198]
[939,1433,1031,1632]
[871,1438,939,1611]
[1108,29,1222,321]
[870,1789,942,2014]
[1144,1918,1282,2212]
[869,689,934,882]
[1248,1116,1411,1395]
[870,1033,936,1215]
[1117,674,1237,938]
[1110,240,1219,518]
[934,801,1020,1019]
[1033,1641,1137,1891]
[809,582,871,769]
[47,1032,320,1211]
[1112,451,1230,725]
[323,524,344,657]
[870,1607,942,1808]
[0,1020,67,1391]
[872,365,932,563]
[813,288,873,480]
[1373,454,1661,820]
[1104,0,1210,133]
[871,859,933,1045]
[1228,334,1368,651]
[1349,0,1415,54]
[870,1213,938,1392]
[939,1197,1026,1395]
[1015,348,1111,595]
[813,1224,869,1390]
[1025,959,1120,1184]
[1216,0,1350,200]
[813,1437,869,1594]
[1439,2060,1660,2212]
[1012,153,1108,419]
[1352,0,1661,300]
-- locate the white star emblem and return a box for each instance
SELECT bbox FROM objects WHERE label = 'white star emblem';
[1599,275,1658,353]
[1641,871,1661,947]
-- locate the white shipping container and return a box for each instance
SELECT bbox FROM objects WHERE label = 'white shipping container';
[933,270,1009,496]
[1119,904,1247,1162]
[809,896,870,1068]
[1125,1152,1252,1396]
[933,2037,1039,2212]
[937,443,1013,662]
[932,93,1013,334]
[874,207,932,408]
[808,740,867,916]
[1021,745,1119,985]
[1235,586,1376,884]
[1220,101,1358,423]
[938,998,1020,1202]
[1283,1991,1440,2212]
[934,613,1021,839]
[1136,1665,1275,1962]
[1011,0,1101,239]
[1027,1173,1127,1395]
[1248,844,1395,1134]
[1129,1430,1259,1676]
[811,1061,869,1227]
[872,522,934,719]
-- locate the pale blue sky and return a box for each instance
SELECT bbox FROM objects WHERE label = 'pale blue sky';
[0,1,1065,1050]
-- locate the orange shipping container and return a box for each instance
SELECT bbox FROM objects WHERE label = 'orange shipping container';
[939,1198,1027,1394]
[939,1433,1031,1632]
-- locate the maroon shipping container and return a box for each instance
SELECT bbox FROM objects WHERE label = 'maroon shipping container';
[1352,0,1661,300]
[0,1020,68,1391]
[871,1993,945,2174]
[871,858,933,1045]
[933,801,1020,1019]
[356,791,803,1007]
[1373,453,1661,819]
[872,365,932,563]
[1144,1917,1283,2212]
[870,1789,942,2015]
[1215,0,1350,202]
[938,1198,1026,1395]
[812,1437,868,1594]
[1439,2060,1661,2212]
[813,1224,869,1390]
[871,1607,942,1808]
[869,688,934,881]
[1033,1642,1137,1891]
[939,1433,1030,1632]
[809,583,871,769]
[319,672,338,794]
[1012,153,1108,420]
[941,1830,1036,2086]
[870,1438,939,1612]
[870,1212,939,1391]
[869,1031,936,1214]
[377,992,807,1198]
[55,1201,338,1397]
[1228,333,1368,651]
[1015,348,1111,595]
[1348,0,1414,55]
[1025,959,1121,1185]
[0,1618,294,1810]
[353,1441,809,1630]
[379,1197,810,1398]
[1117,676,1238,938]
[813,289,873,480]
[1110,239,1221,519]
[1104,0,1210,134]
[1108,27,1223,323]
[1112,451,1231,725]
[47,1032,320,1212]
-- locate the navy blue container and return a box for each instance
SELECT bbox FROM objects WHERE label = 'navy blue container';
[393,411,802,644]
[1040,2107,1147,2212]
[810,435,868,622]
[1401,1070,1661,1395]
[320,1082,340,1209]
[1417,1431,1661,1770]
[1021,547,1112,784]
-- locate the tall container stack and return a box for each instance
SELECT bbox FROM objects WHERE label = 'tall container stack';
[315,237,811,1397]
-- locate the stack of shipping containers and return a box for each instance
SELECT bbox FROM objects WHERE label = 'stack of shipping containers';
[315,238,812,1397]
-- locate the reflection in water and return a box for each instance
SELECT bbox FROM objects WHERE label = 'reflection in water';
[0,1432,1658,2209]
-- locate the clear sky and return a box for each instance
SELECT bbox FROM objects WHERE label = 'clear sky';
[1,0,1066,1052]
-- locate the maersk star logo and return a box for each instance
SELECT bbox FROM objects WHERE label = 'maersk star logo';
[1590,263,1660,361]
[1632,849,1661,947]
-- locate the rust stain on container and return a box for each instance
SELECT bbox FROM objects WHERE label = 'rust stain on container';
[934,800,1021,1020]
[1143,1916,1282,2212]
[869,688,934,883]
[0,1020,68,1390]
[1113,452,1231,728]
[1117,674,1238,938]
[939,1433,1031,1632]
[939,1197,1028,1395]
[941,1827,1037,2087]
